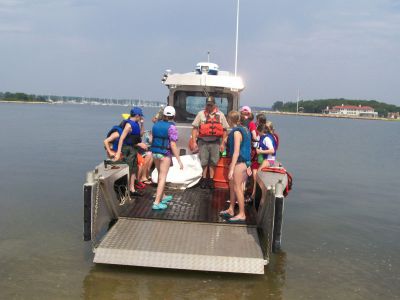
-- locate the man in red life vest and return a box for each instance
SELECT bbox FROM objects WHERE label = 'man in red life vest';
[191,96,229,189]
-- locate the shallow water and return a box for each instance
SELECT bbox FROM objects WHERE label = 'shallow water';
[0,103,399,299]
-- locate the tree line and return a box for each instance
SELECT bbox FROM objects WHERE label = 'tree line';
[0,92,47,102]
[271,98,400,117]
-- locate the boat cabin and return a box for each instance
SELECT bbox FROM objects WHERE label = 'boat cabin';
[162,62,244,152]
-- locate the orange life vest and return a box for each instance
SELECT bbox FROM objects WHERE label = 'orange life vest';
[198,110,224,137]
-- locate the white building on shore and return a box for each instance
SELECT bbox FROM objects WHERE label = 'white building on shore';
[324,104,378,118]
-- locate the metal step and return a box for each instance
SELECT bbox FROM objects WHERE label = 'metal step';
[94,218,266,274]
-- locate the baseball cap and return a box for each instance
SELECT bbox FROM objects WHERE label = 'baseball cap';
[163,106,176,117]
[206,96,215,103]
[240,105,251,113]
[130,107,144,117]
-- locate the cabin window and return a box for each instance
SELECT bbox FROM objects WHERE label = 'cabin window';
[173,91,233,123]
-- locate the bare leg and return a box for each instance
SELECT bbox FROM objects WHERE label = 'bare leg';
[130,173,136,192]
[144,154,153,179]
[258,159,271,172]
[137,163,144,182]
[202,166,208,178]
[232,163,248,219]
[226,176,237,216]
[251,169,258,199]
[154,156,171,204]
[140,154,153,181]
[209,166,215,179]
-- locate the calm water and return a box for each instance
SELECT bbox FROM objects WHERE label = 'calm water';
[0,103,399,299]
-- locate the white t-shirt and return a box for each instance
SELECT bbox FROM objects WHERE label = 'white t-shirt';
[262,135,276,161]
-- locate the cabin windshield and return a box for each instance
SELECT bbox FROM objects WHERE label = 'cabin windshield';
[173,91,233,123]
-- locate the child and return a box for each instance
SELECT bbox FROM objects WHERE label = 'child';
[114,107,147,197]
[219,110,251,223]
[150,106,184,210]
[257,121,278,169]
[103,121,124,159]
[137,130,153,185]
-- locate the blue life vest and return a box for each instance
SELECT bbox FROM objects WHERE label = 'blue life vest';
[151,120,174,155]
[122,119,141,146]
[227,125,251,165]
[259,133,277,159]
[106,125,123,151]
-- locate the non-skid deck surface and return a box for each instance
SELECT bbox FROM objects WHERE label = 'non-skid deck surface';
[94,218,265,274]
[120,185,257,225]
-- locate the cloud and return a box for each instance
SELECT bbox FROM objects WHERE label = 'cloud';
[0,0,23,5]
[0,0,399,105]
[0,24,30,33]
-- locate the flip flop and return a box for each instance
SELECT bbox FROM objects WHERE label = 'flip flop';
[142,179,152,185]
[152,202,168,210]
[135,182,146,189]
[219,210,234,218]
[228,217,246,223]
[161,195,173,204]
[130,190,143,197]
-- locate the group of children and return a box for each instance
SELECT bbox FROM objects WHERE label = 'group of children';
[219,106,278,223]
[103,107,152,196]
[240,106,279,203]
[103,106,183,210]
[103,105,278,216]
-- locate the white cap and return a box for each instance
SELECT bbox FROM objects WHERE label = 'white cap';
[163,106,176,117]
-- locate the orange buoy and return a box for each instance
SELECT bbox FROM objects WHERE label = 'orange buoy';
[213,157,231,189]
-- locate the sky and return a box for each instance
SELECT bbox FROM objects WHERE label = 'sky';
[1,0,400,106]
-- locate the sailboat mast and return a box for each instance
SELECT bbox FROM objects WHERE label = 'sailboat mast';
[297,89,300,113]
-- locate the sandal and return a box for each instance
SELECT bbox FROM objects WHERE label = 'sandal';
[161,195,173,204]
[142,179,152,185]
[228,216,246,223]
[152,202,168,210]
[219,210,234,218]
[135,181,146,189]
[130,190,143,197]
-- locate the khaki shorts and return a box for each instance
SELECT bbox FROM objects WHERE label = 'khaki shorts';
[198,139,220,167]
[121,144,138,175]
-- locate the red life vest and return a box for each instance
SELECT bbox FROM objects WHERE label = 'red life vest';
[198,110,224,137]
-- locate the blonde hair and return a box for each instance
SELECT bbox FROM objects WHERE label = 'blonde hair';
[228,110,240,125]
[228,110,247,126]
[264,121,274,134]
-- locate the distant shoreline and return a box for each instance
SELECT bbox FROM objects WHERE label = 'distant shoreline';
[0,100,161,107]
[258,110,399,122]
[0,100,48,104]
[1,100,398,121]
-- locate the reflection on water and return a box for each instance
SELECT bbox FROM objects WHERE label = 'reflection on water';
[0,104,399,299]
[82,252,287,300]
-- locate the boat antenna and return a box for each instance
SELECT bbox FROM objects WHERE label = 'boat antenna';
[207,51,210,62]
[203,87,209,98]
[234,0,240,76]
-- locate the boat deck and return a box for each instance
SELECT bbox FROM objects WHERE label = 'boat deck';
[120,184,258,226]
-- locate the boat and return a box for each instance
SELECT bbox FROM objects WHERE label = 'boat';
[83,62,291,274]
